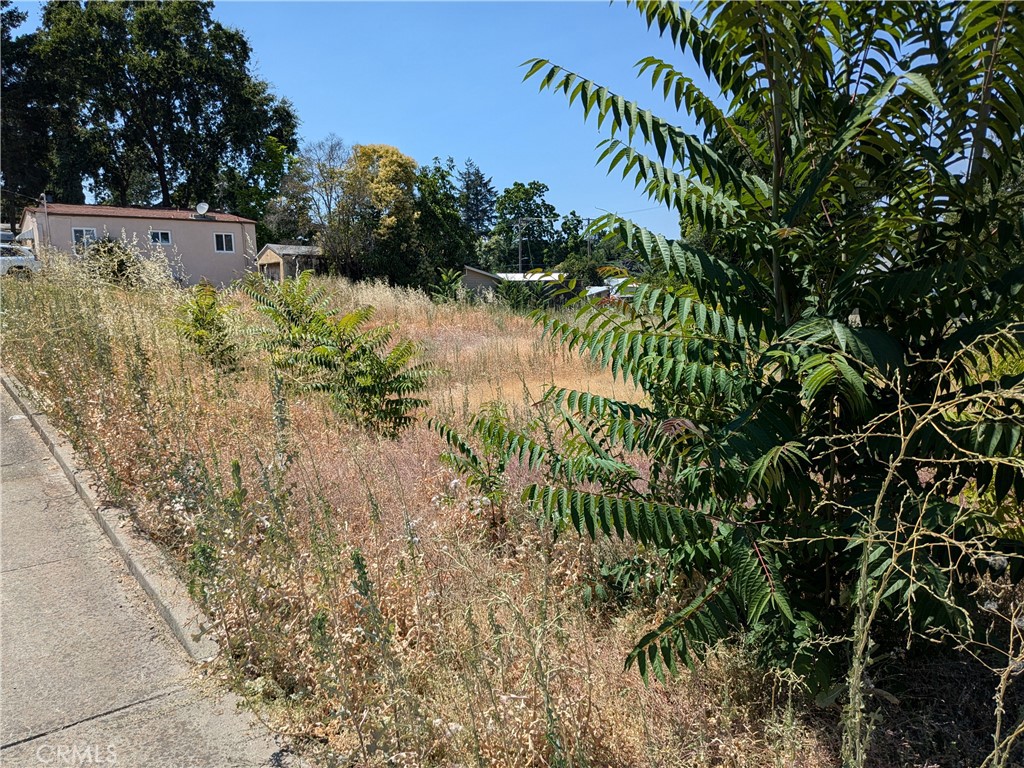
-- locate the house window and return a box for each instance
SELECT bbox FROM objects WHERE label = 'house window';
[150,230,172,245]
[215,233,234,253]
[72,227,97,246]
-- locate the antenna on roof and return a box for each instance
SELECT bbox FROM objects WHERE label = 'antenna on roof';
[196,202,209,215]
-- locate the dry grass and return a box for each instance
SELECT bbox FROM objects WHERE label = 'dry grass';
[1,261,842,767]
[268,276,637,418]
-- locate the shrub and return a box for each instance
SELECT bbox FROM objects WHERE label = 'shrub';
[174,281,240,372]
[429,267,465,304]
[80,237,146,286]
[244,271,433,436]
[444,3,1024,763]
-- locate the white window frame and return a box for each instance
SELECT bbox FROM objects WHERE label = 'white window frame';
[72,227,97,246]
[214,233,234,253]
[150,230,172,246]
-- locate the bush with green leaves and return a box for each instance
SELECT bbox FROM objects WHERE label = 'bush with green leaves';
[443,2,1024,755]
[429,267,465,304]
[174,280,239,372]
[244,271,432,437]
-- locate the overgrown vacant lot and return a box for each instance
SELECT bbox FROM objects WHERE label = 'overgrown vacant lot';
[1,258,1019,768]
[0,261,819,767]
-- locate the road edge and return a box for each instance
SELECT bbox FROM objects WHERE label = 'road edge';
[2,371,220,663]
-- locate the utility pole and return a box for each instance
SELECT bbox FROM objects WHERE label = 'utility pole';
[582,217,594,260]
[38,193,50,250]
[514,216,559,272]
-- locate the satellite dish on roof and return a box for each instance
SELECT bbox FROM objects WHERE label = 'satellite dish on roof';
[196,202,209,215]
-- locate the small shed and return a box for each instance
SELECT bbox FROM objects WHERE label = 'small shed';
[462,265,503,294]
[256,244,323,283]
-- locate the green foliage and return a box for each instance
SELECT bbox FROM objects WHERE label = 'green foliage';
[429,268,465,305]
[414,157,477,285]
[457,158,497,238]
[495,280,548,313]
[218,135,295,245]
[433,410,512,507]
[482,181,562,273]
[0,0,52,224]
[272,142,488,288]
[336,143,420,284]
[175,281,239,372]
[556,224,627,286]
[10,0,297,208]
[244,271,432,437]
[446,0,1024,708]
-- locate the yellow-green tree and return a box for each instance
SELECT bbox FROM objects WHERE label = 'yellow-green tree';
[327,143,419,283]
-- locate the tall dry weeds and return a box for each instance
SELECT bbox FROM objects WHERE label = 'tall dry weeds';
[2,260,840,767]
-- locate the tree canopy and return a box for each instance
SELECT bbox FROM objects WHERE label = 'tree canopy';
[273,138,502,287]
[415,157,477,285]
[457,158,497,238]
[481,180,562,272]
[2,0,297,212]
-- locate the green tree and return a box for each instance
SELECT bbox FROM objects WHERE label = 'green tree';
[244,271,432,436]
[481,180,560,272]
[218,135,294,245]
[0,0,86,221]
[456,158,497,237]
[554,218,625,286]
[445,3,1024,758]
[330,143,420,284]
[270,134,349,254]
[1,1,42,222]
[415,157,476,286]
[276,143,486,287]
[24,0,297,208]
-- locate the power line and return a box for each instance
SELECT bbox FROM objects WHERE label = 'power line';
[596,205,663,215]
[0,188,46,204]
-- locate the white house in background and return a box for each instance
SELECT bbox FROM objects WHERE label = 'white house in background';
[462,265,633,300]
[17,203,257,286]
[462,265,567,295]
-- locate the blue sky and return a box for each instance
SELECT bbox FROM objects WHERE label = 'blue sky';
[14,1,702,236]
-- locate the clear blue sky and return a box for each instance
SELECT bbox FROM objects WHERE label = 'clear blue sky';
[14,1,702,236]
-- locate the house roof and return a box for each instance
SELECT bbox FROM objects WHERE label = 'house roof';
[464,265,501,281]
[258,244,322,258]
[495,271,566,283]
[463,265,566,283]
[23,203,255,224]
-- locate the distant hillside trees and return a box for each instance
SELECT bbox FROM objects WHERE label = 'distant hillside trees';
[0,0,297,218]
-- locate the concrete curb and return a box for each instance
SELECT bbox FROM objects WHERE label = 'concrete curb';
[2,372,220,663]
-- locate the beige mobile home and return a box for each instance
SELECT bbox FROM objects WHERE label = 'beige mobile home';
[18,203,257,286]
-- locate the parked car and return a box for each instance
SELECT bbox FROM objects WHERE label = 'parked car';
[0,244,41,277]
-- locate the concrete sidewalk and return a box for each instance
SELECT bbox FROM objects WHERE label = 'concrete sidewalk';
[0,386,299,767]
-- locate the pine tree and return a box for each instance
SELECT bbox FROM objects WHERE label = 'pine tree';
[456,159,497,237]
